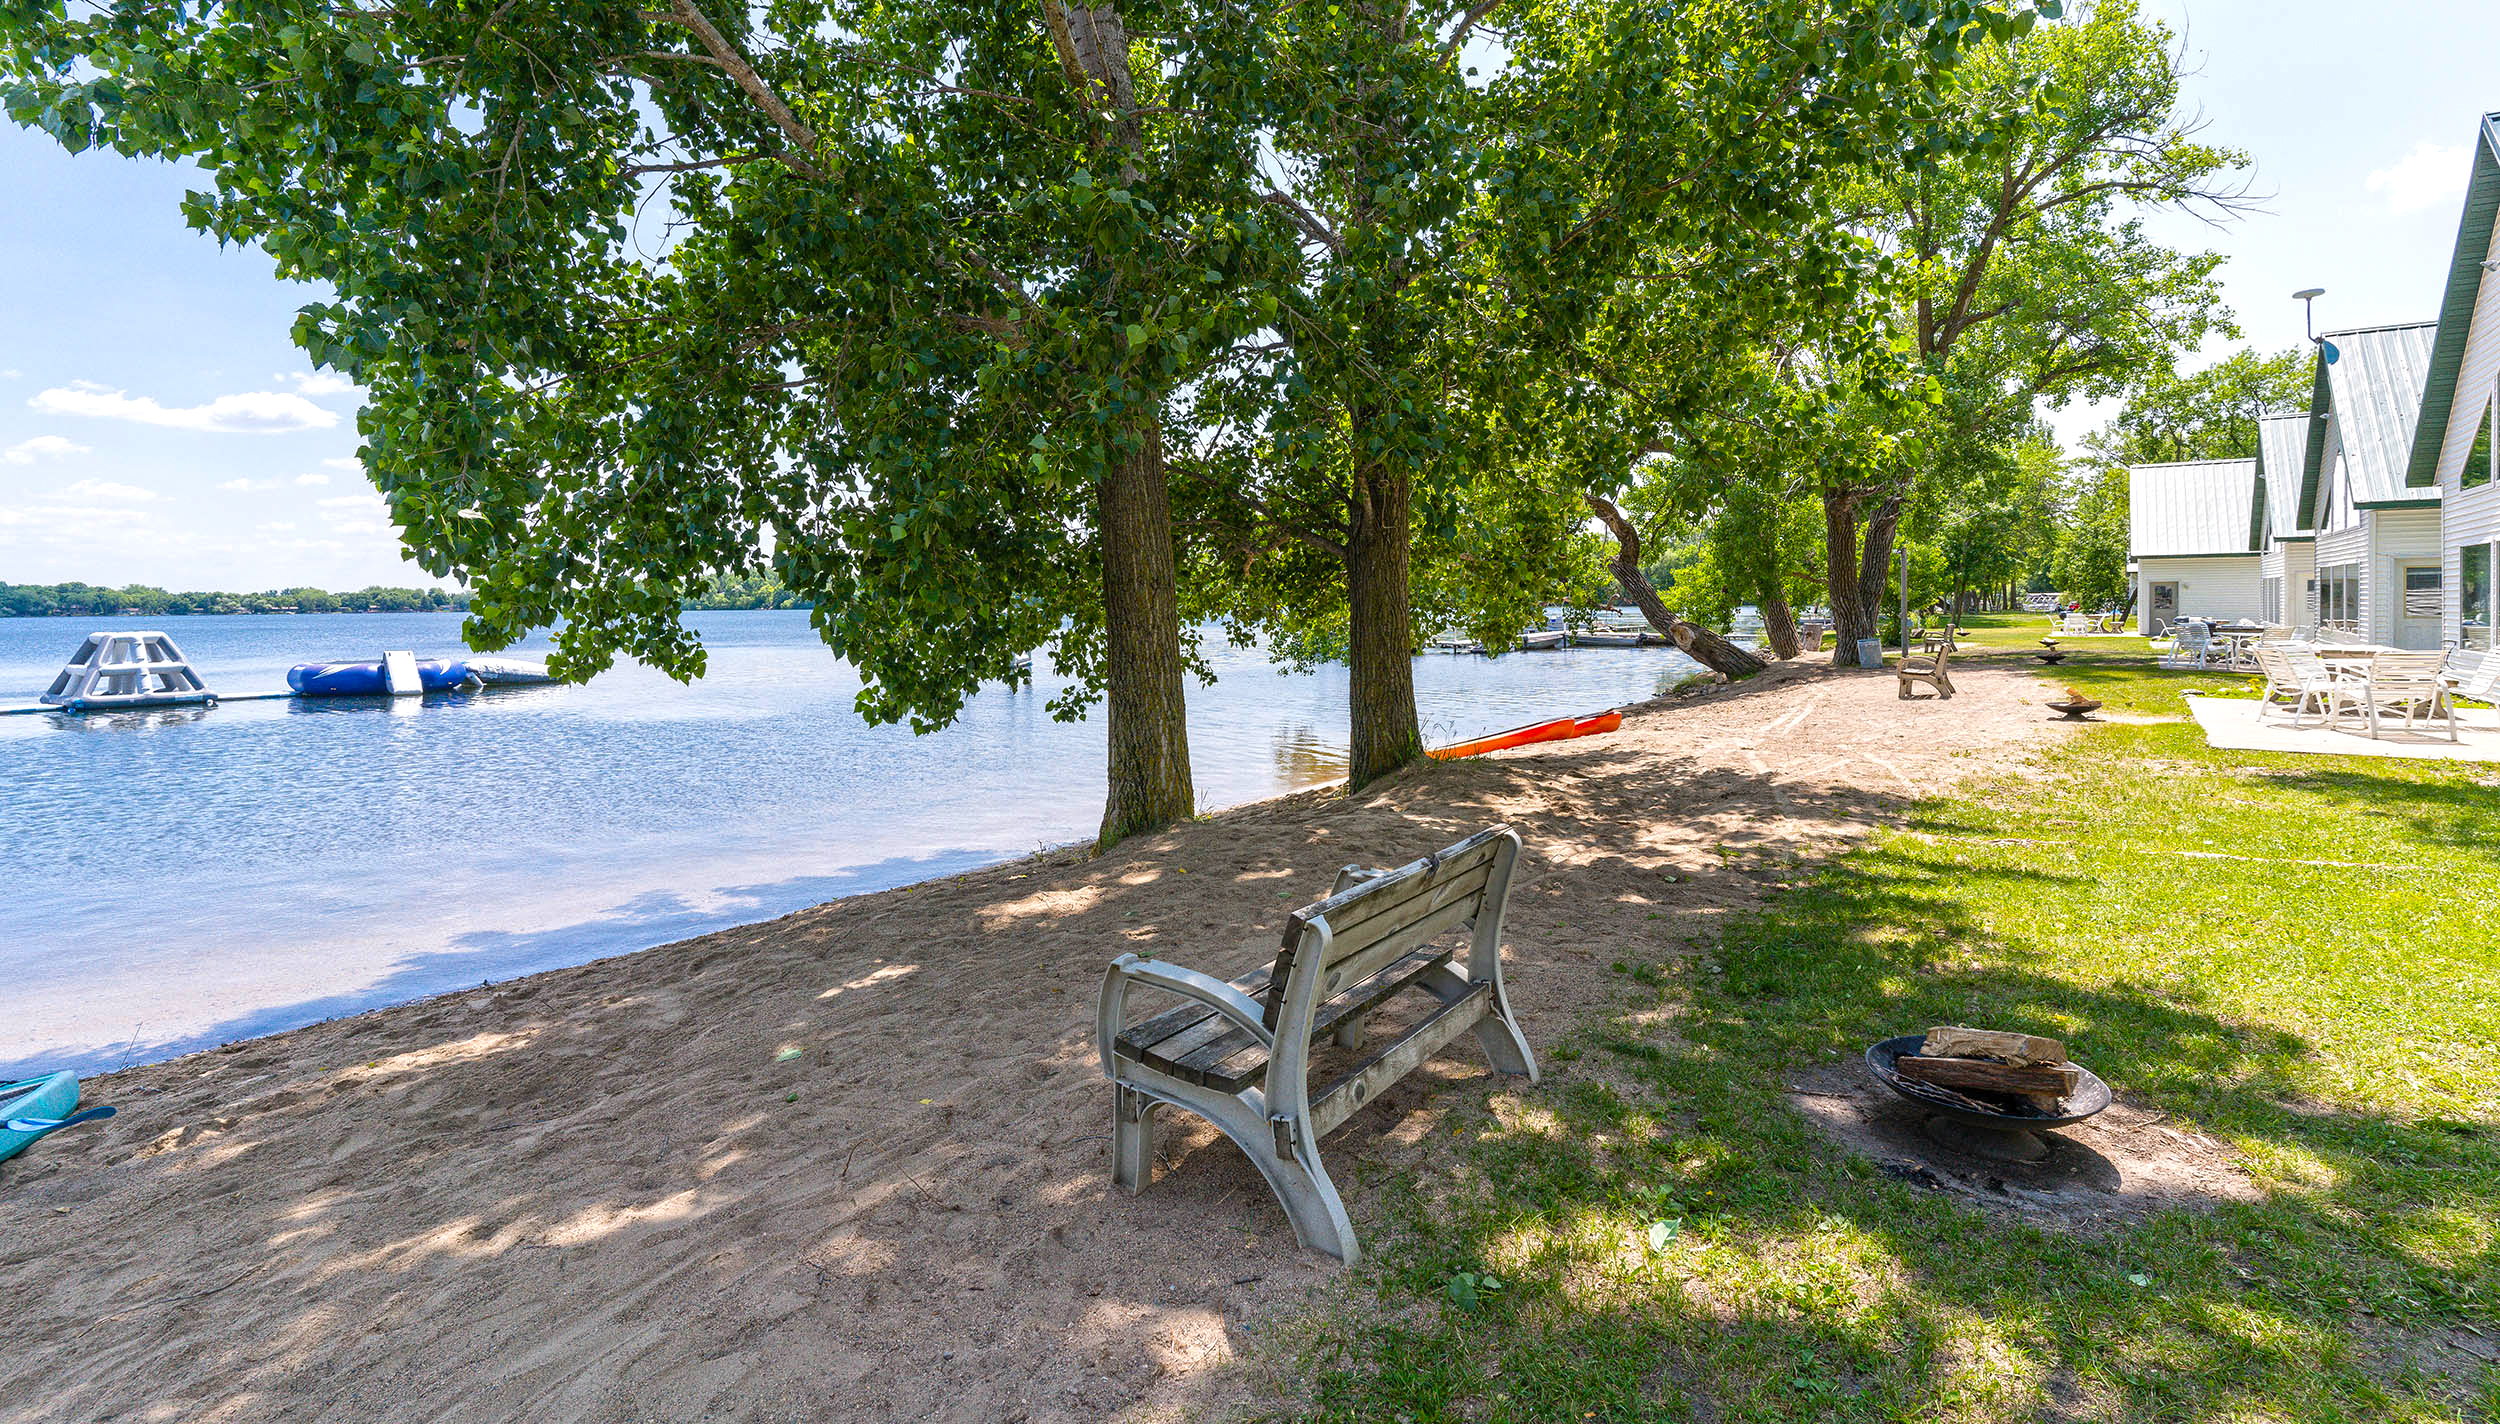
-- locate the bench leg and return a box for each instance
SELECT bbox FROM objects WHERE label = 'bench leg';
[1261,1118,1359,1266]
[1470,1011,1536,1080]
[1106,1076,1360,1264]
[1332,1014,1366,1052]
[1112,1084,1157,1194]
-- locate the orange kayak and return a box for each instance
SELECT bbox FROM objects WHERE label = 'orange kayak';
[1427,710,1623,760]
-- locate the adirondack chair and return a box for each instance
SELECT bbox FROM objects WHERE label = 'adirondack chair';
[1896,644,1953,699]
[2356,651,2458,740]
[1096,826,1536,1265]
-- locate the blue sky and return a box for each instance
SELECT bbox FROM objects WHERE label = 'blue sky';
[1,0,2496,591]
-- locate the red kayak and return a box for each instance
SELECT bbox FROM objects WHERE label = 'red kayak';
[1428,710,1623,760]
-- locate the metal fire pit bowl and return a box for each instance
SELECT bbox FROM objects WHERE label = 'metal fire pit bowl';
[1866,1034,2112,1161]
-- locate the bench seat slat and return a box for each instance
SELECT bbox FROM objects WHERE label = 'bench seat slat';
[1308,980,1491,1140]
[1118,963,1273,1055]
[1115,944,1455,1090]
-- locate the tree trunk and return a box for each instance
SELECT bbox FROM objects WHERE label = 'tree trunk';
[1346,461,1423,786]
[1585,493,1764,679]
[1095,418,1195,847]
[1759,584,1802,660]
[1821,482,1905,666]
[1822,486,1877,664]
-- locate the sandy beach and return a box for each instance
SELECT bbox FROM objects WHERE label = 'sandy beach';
[0,661,2061,1423]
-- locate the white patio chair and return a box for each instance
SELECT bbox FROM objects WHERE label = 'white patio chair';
[2281,647,2371,731]
[2443,649,2490,697]
[2356,651,2458,741]
[2159,622,2212,669]
[2254,646,2338,728]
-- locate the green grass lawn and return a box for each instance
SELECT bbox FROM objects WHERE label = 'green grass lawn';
[1288,640,2500,1423]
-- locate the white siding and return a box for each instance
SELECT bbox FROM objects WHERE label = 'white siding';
[2445,483,2500,644]
[2275,541,2315,627]
[2437,205,2500,643]
[2316,427,2361,534]
[2370,506,2443,645]
[2135,555,2263,634]
[2433,216,2500,488]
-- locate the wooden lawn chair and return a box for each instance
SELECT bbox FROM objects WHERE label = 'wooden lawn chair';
[1096,826,1536,1265]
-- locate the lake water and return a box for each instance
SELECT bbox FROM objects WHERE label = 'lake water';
[0,611,1697,1076]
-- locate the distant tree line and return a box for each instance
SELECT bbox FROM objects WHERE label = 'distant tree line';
[681,575,812,610]
[0,582,464,617]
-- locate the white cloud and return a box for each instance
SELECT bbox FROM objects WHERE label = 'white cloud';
[57,478,159,502]
[2,435,88,464]
[1,369,22,380]
[257,521,299,532]
[277,370,359,398]
[217,477,281,493]
[30,381,340,434]
[318,494,384,510]
[296,471,332,486]
[320,456,361,471]
[0,502,156,550]
[2366,142,2472,216]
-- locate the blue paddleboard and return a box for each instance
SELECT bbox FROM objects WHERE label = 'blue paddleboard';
[0,1072,115,1164]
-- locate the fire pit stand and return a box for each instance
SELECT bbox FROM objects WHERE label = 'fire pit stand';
[1864,1034,2112,1162]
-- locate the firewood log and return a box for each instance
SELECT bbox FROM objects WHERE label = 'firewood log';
[1923,1026,2066,1066]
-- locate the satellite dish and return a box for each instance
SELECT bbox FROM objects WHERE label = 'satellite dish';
[2321,339,2340,365]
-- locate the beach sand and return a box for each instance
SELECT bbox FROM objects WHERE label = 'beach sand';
[0,660,2060,1422]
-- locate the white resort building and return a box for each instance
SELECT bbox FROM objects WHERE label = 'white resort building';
[2403,111,2500,652]
[2296,321,2442,647]
[2255,411,2313,629]
[2128,458,2261,634]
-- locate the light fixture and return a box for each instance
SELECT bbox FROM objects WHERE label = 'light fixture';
[2295,287,2326,343]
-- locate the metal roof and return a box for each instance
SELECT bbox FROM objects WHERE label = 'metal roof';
[2407,113,2500,487]
[2129,458,2259,559]
[2300,321,2439,517]
[2257,412,2309,540]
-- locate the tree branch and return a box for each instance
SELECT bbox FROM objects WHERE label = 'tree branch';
[650,1,827,180]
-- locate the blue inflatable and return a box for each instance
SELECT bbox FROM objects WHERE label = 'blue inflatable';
[287,659,471,696]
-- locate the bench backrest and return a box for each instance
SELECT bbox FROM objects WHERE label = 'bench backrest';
[1266,825,1516,1030]
[1260,824,1523,1126]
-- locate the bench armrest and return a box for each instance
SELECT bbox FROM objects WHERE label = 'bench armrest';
[1097,954,1275,1078]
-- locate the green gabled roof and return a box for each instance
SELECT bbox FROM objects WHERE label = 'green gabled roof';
[2298,321,2438,524]
[2299,352,2331,530]
[2405,112,2500,488]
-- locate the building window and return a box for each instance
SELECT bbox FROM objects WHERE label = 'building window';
[2319,562,2361,632]
[2467,543,2494,651]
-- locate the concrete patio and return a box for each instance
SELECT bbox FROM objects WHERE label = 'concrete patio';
[2185,694,2500,763]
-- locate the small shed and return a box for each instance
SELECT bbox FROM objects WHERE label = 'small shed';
[2128,458,2262,634]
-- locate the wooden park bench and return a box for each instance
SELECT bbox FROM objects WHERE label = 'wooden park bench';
[1897,643,1954,699]
[1095,826,1538,1265]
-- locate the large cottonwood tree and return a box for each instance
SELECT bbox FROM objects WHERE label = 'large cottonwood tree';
[4,0,1307,845]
